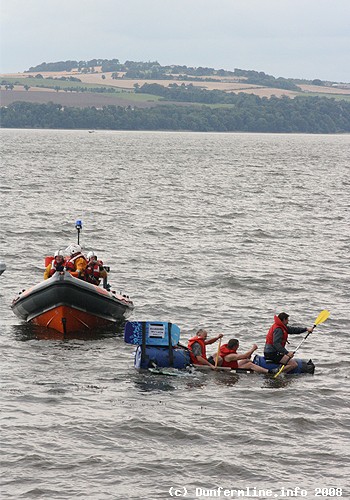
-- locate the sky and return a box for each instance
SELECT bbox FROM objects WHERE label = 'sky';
[0,0,349,82]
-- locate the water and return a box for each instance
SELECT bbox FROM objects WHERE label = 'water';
[0,130,349,500]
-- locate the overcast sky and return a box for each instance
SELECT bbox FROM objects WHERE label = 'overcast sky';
[1,0,349,82]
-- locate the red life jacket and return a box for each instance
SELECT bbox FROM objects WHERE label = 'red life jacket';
[188,336,207,364]
[49,258,65,276]
[219,344,238,369]
[85,262,101,284]
[266,315,289,347]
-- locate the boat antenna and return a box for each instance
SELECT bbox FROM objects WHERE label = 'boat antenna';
[75,219,83,245]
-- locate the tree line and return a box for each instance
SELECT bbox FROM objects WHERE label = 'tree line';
[1,95,349,133]
[27,59,236,77]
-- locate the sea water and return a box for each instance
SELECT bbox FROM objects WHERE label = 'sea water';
[0,130,349,499]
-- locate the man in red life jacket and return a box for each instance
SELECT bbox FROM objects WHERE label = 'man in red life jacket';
[264,312,314,373]
[85,251,107,285]
[43,250,65,280]
[64,243,87,279]
[188,329,223,369]
[216,339,279,374]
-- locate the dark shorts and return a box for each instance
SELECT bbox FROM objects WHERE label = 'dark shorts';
[264,352,285,364]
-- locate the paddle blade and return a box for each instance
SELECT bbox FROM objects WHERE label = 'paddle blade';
[273,364,286,379]
[314,310,330,326]
[214,338,222,369]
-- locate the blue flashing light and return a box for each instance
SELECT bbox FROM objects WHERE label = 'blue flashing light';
[75,219,83,230]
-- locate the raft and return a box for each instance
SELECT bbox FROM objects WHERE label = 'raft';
[125,321,315,375]
[134,350,315,374]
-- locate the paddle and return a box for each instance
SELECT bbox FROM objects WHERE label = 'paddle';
[214,337,222,369]
[274,310,330,378]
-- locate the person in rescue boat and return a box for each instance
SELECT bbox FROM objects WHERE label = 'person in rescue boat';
[264,312,314,373]
[216,339,279,374]
[43,250,65,279]
[64,243,87,279]
[188,329,223,369]
[84,251,107,285]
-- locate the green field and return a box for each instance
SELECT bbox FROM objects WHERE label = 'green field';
[2,76,350,105]
[0,76,122,92]
[0,76,164,104]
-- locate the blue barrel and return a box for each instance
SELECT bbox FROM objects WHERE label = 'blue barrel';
[253,355,315,374]
[134,345,191,370]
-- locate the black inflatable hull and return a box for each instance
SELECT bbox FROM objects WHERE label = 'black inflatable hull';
[11,271,134,334]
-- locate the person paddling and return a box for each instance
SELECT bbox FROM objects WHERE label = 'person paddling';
[188,329,223,370]
[264,312,314,373]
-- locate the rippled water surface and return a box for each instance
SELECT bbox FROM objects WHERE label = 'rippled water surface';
[0,130,349,499]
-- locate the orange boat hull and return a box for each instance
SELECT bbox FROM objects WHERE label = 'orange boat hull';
[31,305,113,334]
[12,271,134,335]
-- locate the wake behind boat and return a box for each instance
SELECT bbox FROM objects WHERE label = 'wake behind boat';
[11,270,134,334]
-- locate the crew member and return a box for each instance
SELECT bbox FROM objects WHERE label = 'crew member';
[44,250,65,280]
[65,243,87,279]
[217,339,279,374]
[264,312,314,373]
[84,251,107,285]
[188,329,223,369]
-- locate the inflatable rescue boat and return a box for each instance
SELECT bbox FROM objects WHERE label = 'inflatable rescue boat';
[12,270,134,335]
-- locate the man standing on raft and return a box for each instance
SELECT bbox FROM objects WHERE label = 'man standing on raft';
[264,312,314,373]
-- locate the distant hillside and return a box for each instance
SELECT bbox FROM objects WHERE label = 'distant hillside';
[25,58,337,90]
[1,58,350,134]
[2,58,349,106]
